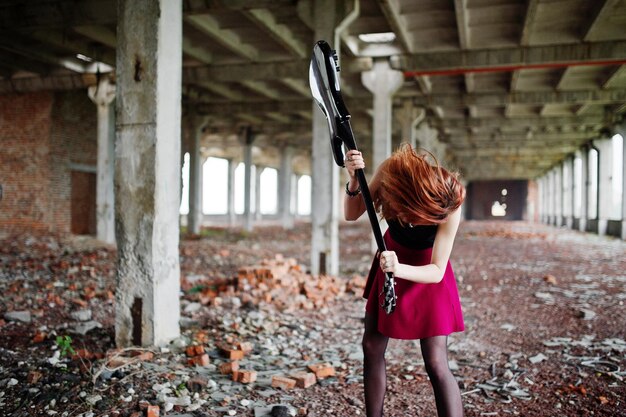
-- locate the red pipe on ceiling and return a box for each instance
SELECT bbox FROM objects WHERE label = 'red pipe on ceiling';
[403,59,626,77]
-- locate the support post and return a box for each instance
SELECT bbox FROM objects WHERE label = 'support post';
[619,124,626,240]
[595,137,613,236]
[564,158,574,229]
[579,148,589,232]
[311,0,339,276]
[241,127,254,232]
[279,146,295,229]
[362,59,404,169]
[88,76,116,244]
[188,113,207,235]
[227,159,237,226]
[115,0,181,347]
[255,165,264,221]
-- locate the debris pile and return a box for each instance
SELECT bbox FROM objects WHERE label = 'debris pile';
[183,254,366,311]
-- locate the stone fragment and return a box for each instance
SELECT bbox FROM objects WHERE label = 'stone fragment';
[529,353,548,364]
[543,274,558,285]
[187,376,209,392]
[70,309,92,321]
[578,308,596,320]
[4,311,31,323]
[72,320,102,335]
[271,405,291,417]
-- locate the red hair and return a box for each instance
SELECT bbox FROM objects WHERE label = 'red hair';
[375,144,465,225]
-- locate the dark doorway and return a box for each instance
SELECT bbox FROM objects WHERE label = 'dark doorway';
[71,171,96,235]
[465,180,528,220]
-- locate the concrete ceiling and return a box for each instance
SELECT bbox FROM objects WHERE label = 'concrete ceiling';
[1,0,625,180]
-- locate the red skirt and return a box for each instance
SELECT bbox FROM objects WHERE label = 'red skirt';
[364,230,465,340]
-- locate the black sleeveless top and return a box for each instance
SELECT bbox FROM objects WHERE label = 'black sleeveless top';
[387,219,438,250]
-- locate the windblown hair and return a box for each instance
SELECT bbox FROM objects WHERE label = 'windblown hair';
[375,144,466,225]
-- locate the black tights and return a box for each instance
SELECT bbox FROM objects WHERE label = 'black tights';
[362,313,463,417]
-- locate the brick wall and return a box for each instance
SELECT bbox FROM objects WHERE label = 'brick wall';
[0,90,97,234]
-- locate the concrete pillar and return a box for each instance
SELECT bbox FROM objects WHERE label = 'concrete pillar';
[397,99,425,148]
[241,128,254,232]
[579,149,589,232]
[293,174,300,219]
[555,166,563,226]
[549,169,556,225]
[188,114,207,235]
[311,0,339,276]
[115,0,181,347]
[255,165,264,221]
[279,146,294,229]
[227,159,237,226]
[563,158,574,229]
[88,76,116,244]
[537,177,545,223]
[618,125,626,240]
[362,59,404,168]
[595,137,613,236]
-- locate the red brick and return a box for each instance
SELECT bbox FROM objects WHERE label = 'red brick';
[271,375,296,390]
[146,405,159,417]
[307,363,335,379]
[236,370,257,384]
[290,371,317,388]
[27,371,43,384]
[220,361,240,375]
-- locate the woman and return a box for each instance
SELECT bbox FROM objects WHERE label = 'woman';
[344,144,466,417]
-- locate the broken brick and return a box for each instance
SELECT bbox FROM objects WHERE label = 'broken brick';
[188,353,210,367]
[27,370,43,384]
[271,375,297,390]
[187,375,209,392]
[220,361,240,374]
[290,371,317,388]
[232,369,256,383]
[146,405,159,417]
[307,363,335,379]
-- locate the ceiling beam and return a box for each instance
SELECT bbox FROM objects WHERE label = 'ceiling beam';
[0,0,116,31]
[439,115,604,129]
[0,34,87,73]
[413,89,626,107]
[0,49,51,75]
[520,0,540,46]
[240,80,281,99]
[73,25,116,48]
[453,0,470,50]
[30,30,116,66]
[0,73,96,93]
[391,41,626,74]
[185,15,259,61]
[182,36,212,64]
[184,58,371,83]
[600,65,625,88]
[581,0,619,41]
[196,82,245,100]
[244,8,307,58]
[280,78,310,97]
[379,0,413,53]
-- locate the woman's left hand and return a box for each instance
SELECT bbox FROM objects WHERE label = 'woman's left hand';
[380,250,399,274]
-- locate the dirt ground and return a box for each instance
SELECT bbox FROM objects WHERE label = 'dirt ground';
[0,220,625,417]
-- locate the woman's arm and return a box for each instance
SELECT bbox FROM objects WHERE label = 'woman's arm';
[380,207,462,284]
[344,150,385,221]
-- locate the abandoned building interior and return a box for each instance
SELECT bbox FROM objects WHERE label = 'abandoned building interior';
[0,1,626,415]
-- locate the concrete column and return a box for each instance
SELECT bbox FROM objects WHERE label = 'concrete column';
[311,0,339,276]
[555,166,563,226]
[293,174,300,218]
[537,177,545,223]
[279,146,294,229]
[618,125,626,240]
[397,99,425,148]
[88,76,116,244]
[241,128,254,232]
[227,159,237,226]
[579,148,589,232]
[362,59,404,168]
[255,166,264,221]
[595,137,613,236]
[549,169,556,225]
[563,158,573,229]
[188,114,207,235]
[115,0,181,347]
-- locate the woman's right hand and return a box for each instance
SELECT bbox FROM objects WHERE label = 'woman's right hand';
[344,150,365,179]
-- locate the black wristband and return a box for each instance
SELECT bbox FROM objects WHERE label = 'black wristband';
[345,181,361,197]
